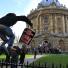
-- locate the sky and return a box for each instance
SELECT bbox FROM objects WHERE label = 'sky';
[0,0,68,38]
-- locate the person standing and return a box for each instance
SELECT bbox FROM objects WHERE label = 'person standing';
[19,45,26,64]
[34,48,37,59]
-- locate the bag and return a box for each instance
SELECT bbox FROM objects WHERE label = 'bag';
[19,28,35,45]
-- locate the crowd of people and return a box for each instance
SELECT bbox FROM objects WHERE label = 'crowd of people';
[25,41,62,54]
[37,41,61,54]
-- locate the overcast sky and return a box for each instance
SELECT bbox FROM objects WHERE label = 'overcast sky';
[0,0,68,37]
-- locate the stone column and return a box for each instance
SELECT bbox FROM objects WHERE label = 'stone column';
[39,16,42,32]
[65,16,68,33]
[62,15,65,34]
[55,15,58,33]
[49,14,53,33]
[37,11,41,33]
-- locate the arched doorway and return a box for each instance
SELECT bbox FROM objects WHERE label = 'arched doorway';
[59,39,65,51]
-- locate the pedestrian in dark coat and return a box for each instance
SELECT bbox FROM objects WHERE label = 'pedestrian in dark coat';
[19,45,26,64]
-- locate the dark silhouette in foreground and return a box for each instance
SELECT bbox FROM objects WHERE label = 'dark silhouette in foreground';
[0,13,33,62]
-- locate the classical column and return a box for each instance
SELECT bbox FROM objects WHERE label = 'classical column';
[66,16,68,33]
[55,15,58,33]
[37,11,41,33]
[49,14,53,33]
[62,15,65,34]
[39,16,42,32]
[65,16,68,33]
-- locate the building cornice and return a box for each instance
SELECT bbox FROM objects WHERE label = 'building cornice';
[28,7,68,19]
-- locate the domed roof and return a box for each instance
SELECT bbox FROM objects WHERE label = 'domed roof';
[37,0,64,8]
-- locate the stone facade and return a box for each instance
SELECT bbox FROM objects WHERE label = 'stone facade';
[27,0,68,51]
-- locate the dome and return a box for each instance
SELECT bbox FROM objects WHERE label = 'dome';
[37,0,64,8]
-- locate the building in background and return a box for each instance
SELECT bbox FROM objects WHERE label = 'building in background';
[27,0,68,51]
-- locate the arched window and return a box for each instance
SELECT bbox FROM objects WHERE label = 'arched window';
[59,39,65,51]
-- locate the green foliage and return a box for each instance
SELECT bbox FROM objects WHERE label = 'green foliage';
[0,54,33,60]
[0,54,6,60]
[30,54,68,67]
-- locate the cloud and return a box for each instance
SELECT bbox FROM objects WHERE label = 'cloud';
[12,21,26,37]
[58,0,68,8]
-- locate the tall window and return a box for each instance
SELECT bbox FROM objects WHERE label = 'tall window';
[52,15,55,33]
[44,16,49,31]
[44,16,48,23]
[57,17,63,33]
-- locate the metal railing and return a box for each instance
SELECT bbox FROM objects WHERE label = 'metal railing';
[0,60,68,68]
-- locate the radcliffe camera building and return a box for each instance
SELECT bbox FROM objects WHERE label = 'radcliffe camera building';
[27,0,68,51]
